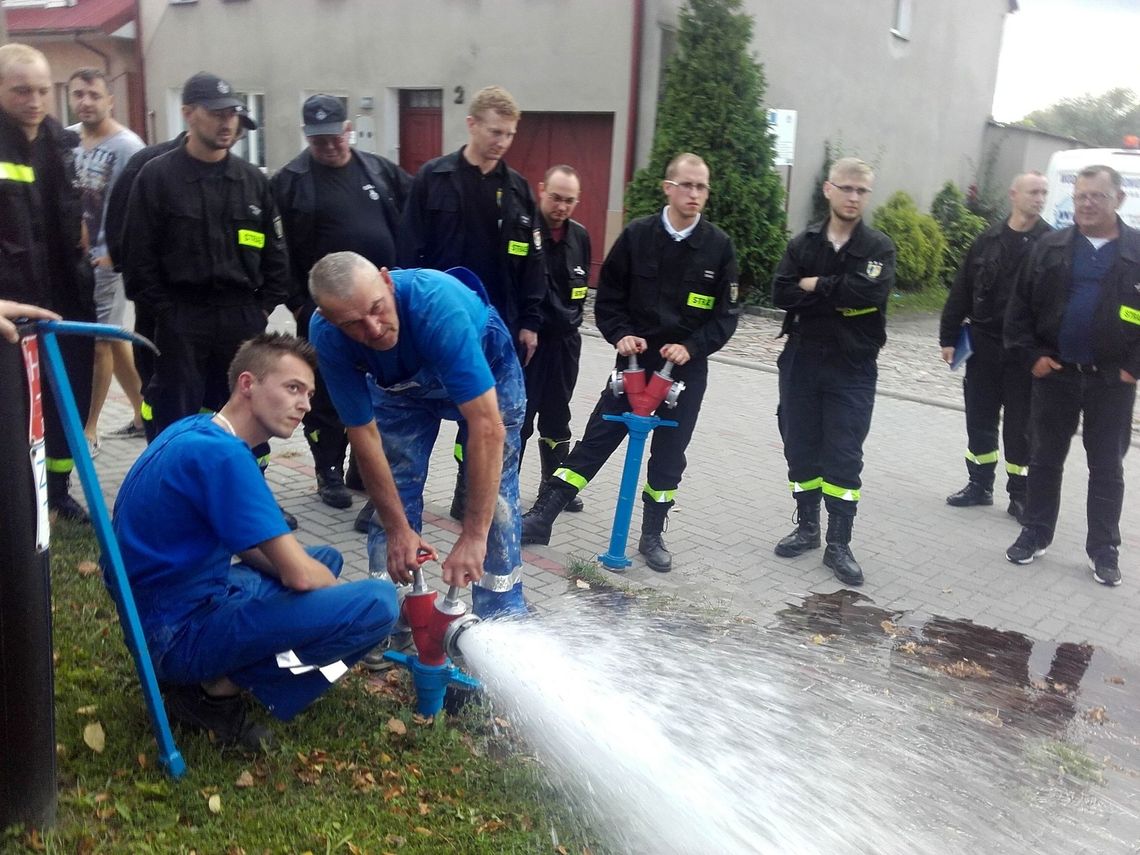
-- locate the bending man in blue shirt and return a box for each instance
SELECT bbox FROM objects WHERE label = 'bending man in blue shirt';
[307,253,526,617]
[113,333,398,750]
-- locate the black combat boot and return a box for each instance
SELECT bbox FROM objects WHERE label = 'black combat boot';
[521,480,577,545]
[539,439,583,512]
[316,467,353,509]
[774,497,821,557]
[638,499,674,573]
[823,513,864,586]
[449,466,465,521]
[47,471,89,524]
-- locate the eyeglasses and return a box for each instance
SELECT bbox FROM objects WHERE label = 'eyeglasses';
[829,182,873,197]
[1073,191,1117,205]
[665,180,711,194]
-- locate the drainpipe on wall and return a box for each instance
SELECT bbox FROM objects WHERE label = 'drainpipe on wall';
[74,33,111,72]
[623,0,644,191]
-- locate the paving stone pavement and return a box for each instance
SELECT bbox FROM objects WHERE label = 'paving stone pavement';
[84,303,1139,662]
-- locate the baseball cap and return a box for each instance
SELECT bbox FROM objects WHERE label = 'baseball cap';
[302,94,347,137]
[181,72,257,130]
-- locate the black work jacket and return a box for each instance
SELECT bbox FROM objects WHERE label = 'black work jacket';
[122,143,289,315]
[0,110,86,310]
[106,132,185,274]
[539,217,591,336]
[1004,219,1140,379]
[397,147,544,333]
[271,148,411,311]
[772,218,896,361]
[939,217,1052,346]
[596,213,740,361]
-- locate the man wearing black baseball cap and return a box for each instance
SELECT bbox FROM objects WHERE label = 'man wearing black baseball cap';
[181,71,257,130]
[123,70,296,528]
[272,94,410,537]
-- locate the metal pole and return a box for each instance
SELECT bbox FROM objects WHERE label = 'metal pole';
[0,336,57,829]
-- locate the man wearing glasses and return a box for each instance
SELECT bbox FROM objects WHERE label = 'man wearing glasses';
[522,152,740,574]
[1004,164,1139,587]
[771,157,896,587]
[272,95,410,516]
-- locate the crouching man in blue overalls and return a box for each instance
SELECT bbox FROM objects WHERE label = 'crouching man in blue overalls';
[307,252,527,619]
[112,333,399,750]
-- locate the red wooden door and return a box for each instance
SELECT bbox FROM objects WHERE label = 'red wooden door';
[508,112,614,279]
[399,90,443,176]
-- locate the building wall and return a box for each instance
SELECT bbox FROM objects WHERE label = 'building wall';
[639,0,1011,230]
[138,0,633,244]
[981,122,1087,214]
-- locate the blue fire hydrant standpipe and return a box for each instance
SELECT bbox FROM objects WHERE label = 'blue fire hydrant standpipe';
[34,320,186,778]
[381,651,481,717]
[597,413,677,570]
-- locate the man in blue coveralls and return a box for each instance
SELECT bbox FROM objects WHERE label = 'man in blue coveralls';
[306,252,526,617]
[113,333,398,750]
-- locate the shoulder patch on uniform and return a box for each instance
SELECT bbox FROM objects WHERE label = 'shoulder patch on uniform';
[533,228,542,252]
[866,260,884,279]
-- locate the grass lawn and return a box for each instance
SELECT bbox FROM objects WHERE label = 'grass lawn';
[3,521,594,854]
[887,286,949,315]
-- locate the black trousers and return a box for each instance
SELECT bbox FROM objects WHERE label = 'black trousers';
[559,352,707,497]
[777,337,877,517]
[146,303,267,434]
[296,302,349,473]
[1024,367,1135,556]
[962,331,1031,495]
[521,329,582,448]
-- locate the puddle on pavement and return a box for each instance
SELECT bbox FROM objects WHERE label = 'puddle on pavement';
[458,585,1140,854]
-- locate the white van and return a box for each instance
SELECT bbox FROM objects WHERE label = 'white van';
[1042,147,1140,230]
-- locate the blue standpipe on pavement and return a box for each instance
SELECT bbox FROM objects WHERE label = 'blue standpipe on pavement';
[597,412,677,570]
[36,320,186,778]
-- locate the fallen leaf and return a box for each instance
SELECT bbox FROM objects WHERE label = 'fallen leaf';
[411,713,432,726]
[275,782,286,793]
[137,753,148,769]
[235,770,255,788]
[413,826,432,836]
[77,560,99,577]
[418,802,430,815]
[575,579,590,589]
[208,794,222,814]
[1085,706,1109,724]
[83,722,106,753]
[810,633,829,645]
[76,705,97,716]
[387,718,407,736]
[1107,675,1126,685]
[476,819,506,834]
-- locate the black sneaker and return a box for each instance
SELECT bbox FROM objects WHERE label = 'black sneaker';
[1090,550,1122,587]
[50,494,90,524]
[109,420,145,439]
[354,500,374,534]
[280,505,299,531]
[1006,527,1049,565]
[946,482,994,507]
[163,685,274,752]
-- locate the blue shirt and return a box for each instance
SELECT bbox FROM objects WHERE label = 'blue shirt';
[111,415,289,645]
[1059,236,1118,364]
[309,267,496,427]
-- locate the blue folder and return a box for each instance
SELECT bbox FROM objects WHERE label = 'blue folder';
[950,324,973,371]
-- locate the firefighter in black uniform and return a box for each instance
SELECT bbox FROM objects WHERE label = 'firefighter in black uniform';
[0,43,96,522]
[939,172,1051,521]
[122,72,291,520]
[522,164,592,513]
[398,85,544,519]
[1004,164,1140,588]
[771,157,895,587]
[522,153,739,573]
[272,94,410,512]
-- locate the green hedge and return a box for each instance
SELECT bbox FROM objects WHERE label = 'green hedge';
[871,192,947,292]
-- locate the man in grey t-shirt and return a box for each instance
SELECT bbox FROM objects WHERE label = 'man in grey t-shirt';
[68,67,146,448]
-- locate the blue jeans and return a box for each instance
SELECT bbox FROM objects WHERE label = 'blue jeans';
[155,545,398,720]
[365,315,527,618]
